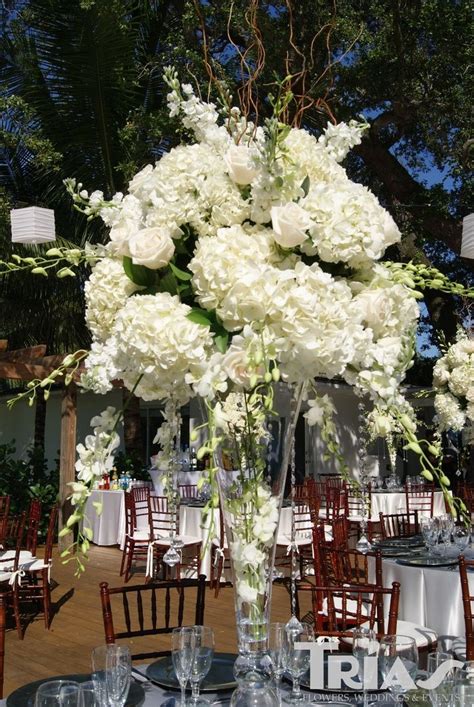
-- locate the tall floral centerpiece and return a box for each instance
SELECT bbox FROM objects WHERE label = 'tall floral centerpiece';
[5,68,463,702]
[433,330,474,436]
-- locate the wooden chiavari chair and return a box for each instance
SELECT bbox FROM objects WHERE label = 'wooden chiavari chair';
[292,581,400,641]
[315,546,384,589]
[99,575,206,661]
[405,483,435,517]
[457,556,474,660]
[147,495,202,581]
[178,484,199,499]
[26,499,42,557]
[131,486,150,526]
[121,492,150,582]
[0,498,11,547]
[0,592,6,698]
[14,506,58,637]
[0,513,26,638]
[276,500,319,580]
[378,510,420,539]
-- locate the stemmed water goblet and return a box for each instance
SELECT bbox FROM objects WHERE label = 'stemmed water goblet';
[352,627,378,707]
[438,515,455,556]
[378,635,418,700]
[453,525,471,554]
[172,626,196,707]
[268,622,286,701]
[91,645,131,707]
[189,626,214,705]
[454,661,474,705]
[421,518,439,557]
[281,623,314,703]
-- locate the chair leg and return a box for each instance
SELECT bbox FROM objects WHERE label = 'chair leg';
[43,572,51,629]
[124,539,134,583]
[11,587,22,640]
[214,556,224,598]
[120,538,129,577]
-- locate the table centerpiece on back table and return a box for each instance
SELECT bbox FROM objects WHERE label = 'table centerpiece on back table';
[10,66,467,705]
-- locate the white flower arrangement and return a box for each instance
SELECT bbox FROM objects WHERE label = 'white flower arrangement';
[433,331,474,432]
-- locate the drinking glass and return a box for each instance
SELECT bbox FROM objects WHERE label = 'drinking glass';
[79,681,101,707]
[105,645,132,707]
[378,635,418,698]
[421,518,438,556]
[438,515,455,555]
[282,623,314,703]
[427,651,455,706]
[352,627,378,707]
[268,622,286,700]
[189,626,214,705]
[91,645,109,706]
[454,659,474,705]
[35,681,81,707]
[172,626,196,707]
[453,525,471,553]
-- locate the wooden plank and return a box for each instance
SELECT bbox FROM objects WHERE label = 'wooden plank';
[0,362,85,382]
[58,383,77,549]
[3,545,292,697]
[0,345,47,361]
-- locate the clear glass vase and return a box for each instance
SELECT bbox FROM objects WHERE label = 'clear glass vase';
[212,384,306,706]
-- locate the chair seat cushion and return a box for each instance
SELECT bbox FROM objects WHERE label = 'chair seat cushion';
[0,550,33,562]
[345,619,437,649]
[0,572,11,582]
[152,535,202,548]
[21,559,49,572]
[453,637,466,661]
[131,529,149,541]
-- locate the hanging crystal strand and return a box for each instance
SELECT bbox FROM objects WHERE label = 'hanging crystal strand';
[163,404,182,569]
[286,386,303,633]
[356,399,372,554]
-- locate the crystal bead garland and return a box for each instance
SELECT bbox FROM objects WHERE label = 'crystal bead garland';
[286,388,303,633]
[356,400,372,555]
[163,408,182,569]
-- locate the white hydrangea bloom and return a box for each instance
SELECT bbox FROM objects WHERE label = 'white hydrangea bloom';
[85,257,140,342]
[433,331,474,431]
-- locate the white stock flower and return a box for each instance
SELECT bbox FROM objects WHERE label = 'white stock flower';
[318,120,367,162]
[304,395,335,427]
[271,202,314,248]
[128,227,175,269]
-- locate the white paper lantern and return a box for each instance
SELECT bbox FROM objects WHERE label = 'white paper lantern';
[10,206,56,244]
[461,213,474,259]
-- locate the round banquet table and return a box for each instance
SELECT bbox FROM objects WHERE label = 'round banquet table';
[380,550,474,641]
[370,490,446,519]
[149,468,204,495]
[83,489,124,546]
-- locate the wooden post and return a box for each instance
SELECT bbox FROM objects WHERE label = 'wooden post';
[59,383,77,550]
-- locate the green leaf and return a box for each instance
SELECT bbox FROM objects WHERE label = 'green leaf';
[156,270,178,295]
[123,256,156,288]
[214,333,229,353]
[301,175,310,197]
[169,262,192,281]
[187,308,213,327]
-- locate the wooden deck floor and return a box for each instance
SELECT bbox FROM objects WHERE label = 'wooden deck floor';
[4,545,293,697]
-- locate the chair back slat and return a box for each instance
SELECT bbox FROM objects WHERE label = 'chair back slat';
[131,487,150,522]
[148,496,176,537]
[26,499,42,555]
[179,485,198,499]
[123,593,131,633]
[151,588,157,630]
[137,590,144,631]
[99,577,207,661]
[43,506,58,563]
[405,483,435,516]
[459,556,474,660]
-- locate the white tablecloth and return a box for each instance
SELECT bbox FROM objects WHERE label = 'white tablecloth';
[370,490,446,520]
[149,468,203,495]
[84,490,124,546]
[381,553,474,640]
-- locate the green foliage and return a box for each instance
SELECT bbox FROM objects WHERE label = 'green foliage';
[113,450,149,480]
[0,442,59,541]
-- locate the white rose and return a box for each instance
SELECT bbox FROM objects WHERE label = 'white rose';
[224,145,259,185]
[355,290,393,334]
[271,202,314,248]
[237,580,259,605]
[222,345,251,387]
[128,227,175,269]
[371,411,393,437]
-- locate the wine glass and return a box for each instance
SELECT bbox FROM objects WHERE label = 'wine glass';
[189,626,214,705]
[352,627,378,707]
[105,645,132,707]
[35,681,81,707]
[268,622,286,700]
[378,635,418,698]
[427,652,456,706]
[172,626,196,707]
[282,623,314,703]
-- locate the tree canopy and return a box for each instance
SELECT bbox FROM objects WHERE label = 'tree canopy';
[0,0,472,353]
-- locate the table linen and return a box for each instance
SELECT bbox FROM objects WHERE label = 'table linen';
[370,490,446,519]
